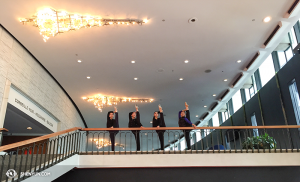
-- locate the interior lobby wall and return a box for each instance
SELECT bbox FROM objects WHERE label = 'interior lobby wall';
[0,25,85,131]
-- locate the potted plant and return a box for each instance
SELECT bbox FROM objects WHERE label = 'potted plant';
[242,133,276,149]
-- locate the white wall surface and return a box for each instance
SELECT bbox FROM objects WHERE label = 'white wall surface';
[20,153,300,182]
[78,153,300,168]
[0,25,85,131]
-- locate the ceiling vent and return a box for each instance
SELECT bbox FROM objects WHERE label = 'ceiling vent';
[201,112,209,120]
[284,0,300,18]
[209,102,218,112]
[188,17,198,23]
[231,73,244,88]
[219,89,230,101]
[261,22,282,48]
[243,52,260,71]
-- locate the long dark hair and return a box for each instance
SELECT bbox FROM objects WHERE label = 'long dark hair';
[152,111,159,122]
[107,111,114,120]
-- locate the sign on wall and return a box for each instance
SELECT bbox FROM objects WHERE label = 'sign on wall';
[7,87,58,132]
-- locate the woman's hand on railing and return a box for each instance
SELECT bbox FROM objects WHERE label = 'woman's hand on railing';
[192,124,197,129]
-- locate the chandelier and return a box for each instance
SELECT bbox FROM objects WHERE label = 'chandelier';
[92,139,125,149]
[82,94,154,112]
[19,8,148,42]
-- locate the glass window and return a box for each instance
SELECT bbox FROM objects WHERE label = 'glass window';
[244,88,251,101]
[259,54,276,86]
[196,130,201,141]
[289,80,300,127]
[278,51,287,68]
[285,46,293,61]
[289,28,298,49]
[251,113,259,137]
[212,114,219,126]
[232,90,243,113]
[221,111,229,121]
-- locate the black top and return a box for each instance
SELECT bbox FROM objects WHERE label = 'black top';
[178,110,192,127]
[128,111,143,128]
[152,112,166,133]
[106,111,119,133]
[152,112,166,127]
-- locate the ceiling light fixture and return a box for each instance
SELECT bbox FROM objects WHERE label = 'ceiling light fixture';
[237,60,242,63]
[179,78,183,81]
[87,76,91,79]
[263,16,271,23]
[213,94,216,97]
[195,115,199,117]
[131,60,135,63]
[134,77,138,80]
[204,106,207,108]
[78,60,82,63]
[19,8,148,42]
[82,95,154,112]
[92,139,125,149]
[27,127,32,130]
[224,79,228,82]
[184,60,189,63]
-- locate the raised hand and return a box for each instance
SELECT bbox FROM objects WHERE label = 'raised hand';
[185,102,189,110]
[135,105,139,112]
[158,104,163,113]
[114,106,118,113]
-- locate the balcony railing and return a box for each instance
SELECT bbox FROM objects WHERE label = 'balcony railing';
[0,125,300,181]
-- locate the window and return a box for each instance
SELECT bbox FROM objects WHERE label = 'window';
[212,114,219,126]
[278,51,287,68]
[278,47,294,68]
[221,111,229,121]
[251,113,259,137]
[180,139,186,150]
[289,28,298,49]
[285,47,293,61]
[232,90,243,113]
[289,79,300,127]
[244,87,251,101]
[259,54,276,86]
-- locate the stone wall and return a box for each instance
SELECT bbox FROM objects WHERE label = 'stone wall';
[0,25,85,131]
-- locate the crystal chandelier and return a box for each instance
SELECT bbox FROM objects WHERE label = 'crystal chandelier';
[92,139,125,149]
[82,94,154,112]
[19,8,148,42]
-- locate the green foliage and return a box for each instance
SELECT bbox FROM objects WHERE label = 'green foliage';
[242,133,276,149]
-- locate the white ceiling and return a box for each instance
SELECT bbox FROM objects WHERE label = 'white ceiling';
[0,0,295,128]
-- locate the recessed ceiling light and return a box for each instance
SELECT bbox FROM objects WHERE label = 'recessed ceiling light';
[179,78,183,81]
[263,16,271,23]
[131,60,135,63]
[150,121,153,123]
[87,76,91,79]
[134,77,138,80]
[213,94,216,97]
[204,106,207,108]
[27,127,32,130]
[184,60,189,63]
[237,60,242,63]
[196,115,199,117]
[78,60,82,63]
[224,79,228,82]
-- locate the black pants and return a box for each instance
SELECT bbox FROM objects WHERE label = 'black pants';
[184,130,192,149]
[132,131,141,151]
[157,131,165,150]
[109,132,116,151]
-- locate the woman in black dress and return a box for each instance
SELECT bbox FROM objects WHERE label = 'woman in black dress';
[106,106,119,151]
[152,105,166,150]
[128,105,144,151]
[178,102,197,150]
